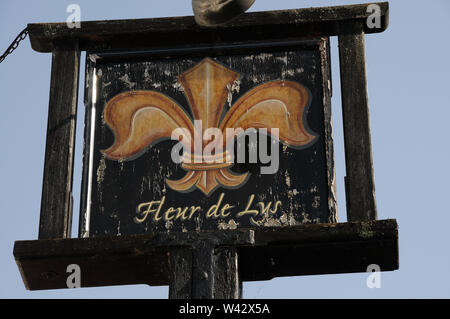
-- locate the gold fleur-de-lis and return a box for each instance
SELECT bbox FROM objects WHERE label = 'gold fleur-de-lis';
[102,58,316,195]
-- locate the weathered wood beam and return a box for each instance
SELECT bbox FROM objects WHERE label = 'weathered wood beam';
[338,21,377,222]
[168,249,193,299]
[169,234,246,299]
[190,245,241,299]
[168,247,241,299]
[14,220,398,291]
[39,40,80,239]
[27,2,389,53]
[213,247,241,299]
[192,242,215,299]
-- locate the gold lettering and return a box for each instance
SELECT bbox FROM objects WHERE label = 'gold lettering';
[206,193,225,218]
[154,196,165,221]
[220,203,234,217]
[164,207,178,221]
[189,206,201,219]
[175,207,189,220]
[271,201,282,214]
[135,195,280,224]
[237,194,259,217]
[257,200,283,216]
[135,196,165,223]
[257,201,273,215]
[135,202,151,223]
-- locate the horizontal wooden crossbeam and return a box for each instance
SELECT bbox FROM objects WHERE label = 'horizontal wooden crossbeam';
[14,219,398,291]
[27,2,389,53]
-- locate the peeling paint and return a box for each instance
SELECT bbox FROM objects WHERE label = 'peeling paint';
[96,157,106,185]
[218,219,238,230]
[119,74,136,88]
[281,69,295,78]
[285,170,291,187]
[312,196,321,209]
[165,220,173,230]
[172,81,184,92]
[276,55,288,64]
[117,221,121,236]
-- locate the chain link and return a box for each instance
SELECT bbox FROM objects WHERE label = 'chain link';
[0,28,28,64]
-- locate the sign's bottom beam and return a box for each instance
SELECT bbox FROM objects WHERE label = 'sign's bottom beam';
[13,220,398,291]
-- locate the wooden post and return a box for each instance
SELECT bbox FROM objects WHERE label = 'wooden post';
[168,245,241,299]
[338,22,377,222]
[213,247,241,299]
[39,40,80,239]
[168,232,248,299]
[192,242,215,299]
[192,245,241,299]
[168,249,193,299]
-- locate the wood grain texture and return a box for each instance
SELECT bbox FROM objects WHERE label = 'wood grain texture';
[338,22,377,222]
[320,38,338,224]
[39,40,80,239]
[27,2,389,53]
[213,247,241,299]
[15,220,398,291]
[169,249,193,299]
[192,242,215,299]
[169,241,242,299]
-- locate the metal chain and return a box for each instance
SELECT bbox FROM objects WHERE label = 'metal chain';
[0,28,28,64]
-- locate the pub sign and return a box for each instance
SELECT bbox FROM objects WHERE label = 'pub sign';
[80,38,336,237]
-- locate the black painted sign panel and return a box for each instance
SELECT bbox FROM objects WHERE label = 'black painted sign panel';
[80,38,336,237]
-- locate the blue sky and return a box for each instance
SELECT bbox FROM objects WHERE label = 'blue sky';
[1,0,449,298]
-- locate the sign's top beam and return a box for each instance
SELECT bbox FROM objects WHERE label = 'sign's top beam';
[28,2,389,53]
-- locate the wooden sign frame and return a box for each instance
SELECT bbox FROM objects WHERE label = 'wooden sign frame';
[14,2,398,299]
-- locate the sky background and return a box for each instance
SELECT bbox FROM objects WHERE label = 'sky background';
[0,0,449,299]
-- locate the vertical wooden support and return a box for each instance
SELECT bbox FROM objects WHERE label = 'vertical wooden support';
[338,22,377,222]
[168,249,193,299]
[39,40,80,239]
[213,247,241,299]
[192,242,215,299]
[168,245,241,299]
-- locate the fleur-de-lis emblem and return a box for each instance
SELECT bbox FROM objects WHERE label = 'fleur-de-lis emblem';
[102,58,315,195]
